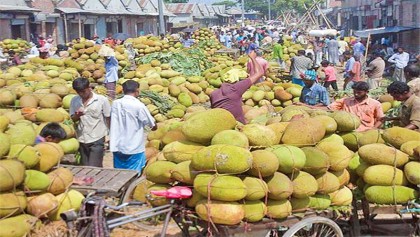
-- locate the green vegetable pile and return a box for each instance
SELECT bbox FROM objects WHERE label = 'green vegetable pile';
[139,90,175,114]
[135,48,213,76]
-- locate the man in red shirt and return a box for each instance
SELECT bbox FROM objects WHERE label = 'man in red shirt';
[246,50,269,83]
[210,50,264,124]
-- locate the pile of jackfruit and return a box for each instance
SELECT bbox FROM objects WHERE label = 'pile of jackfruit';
[138,107,420,226]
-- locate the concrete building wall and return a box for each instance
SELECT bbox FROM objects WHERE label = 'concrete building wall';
[0,19,11,40]
[170,14,192,24]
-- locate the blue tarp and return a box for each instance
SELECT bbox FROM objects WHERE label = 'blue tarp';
[354,26,419,38]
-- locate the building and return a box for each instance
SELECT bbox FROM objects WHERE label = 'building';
[226,8,263,22]
[339,0,419,52]
[0,0,40,41]
[166,3,230,30]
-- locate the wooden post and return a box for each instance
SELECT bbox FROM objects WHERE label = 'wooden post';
[362,33,371,80]
[78,13,82,38]
[63,14,69,43]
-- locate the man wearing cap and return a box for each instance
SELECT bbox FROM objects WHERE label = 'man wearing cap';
[296,70,330,107]
[210,50,265,124]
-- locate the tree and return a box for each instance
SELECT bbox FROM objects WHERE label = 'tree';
[241,0,322,19]
[212,0,237,8]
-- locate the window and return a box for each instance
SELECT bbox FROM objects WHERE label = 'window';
[118,19,123,33]
[136,22,144,36]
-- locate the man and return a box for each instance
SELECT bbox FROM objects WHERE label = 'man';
[70,77,111,167]
[247,50,269,83]
[273,39,284,69]
[110,80,157,173]
[104,51,119,99]
[388,47,410,82]
[296,70,330,107]
[328,81,384,132]
[245,37,258,54]
[327,36,339,66]
[386,81,420,131]
[210,50,265,124]
[338,37,348,59]
[352,38,365,57]
[219,31,226,45]
[224,32,233,48]
[312,37,324,67]
[290,50,313,86]
[180,34,195,48]
[366,51,385,90]
[343,51,356,90]
[405,64,420,96]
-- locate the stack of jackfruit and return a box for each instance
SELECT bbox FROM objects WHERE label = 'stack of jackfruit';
[0,117,84,236]
[140,107,415,225]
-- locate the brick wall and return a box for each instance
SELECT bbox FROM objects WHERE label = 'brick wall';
[0,19,11,40]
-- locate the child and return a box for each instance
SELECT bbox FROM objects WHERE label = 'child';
[35,122,67,144]
[321,60,338,91]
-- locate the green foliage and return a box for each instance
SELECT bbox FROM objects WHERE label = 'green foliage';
[164,0,188,3]
[241,0,322,18]
[213,0,237,7]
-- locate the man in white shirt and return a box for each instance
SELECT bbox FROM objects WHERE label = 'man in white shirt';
[388,47,410,82]
[110,80,156,173]
[70,77,111,167]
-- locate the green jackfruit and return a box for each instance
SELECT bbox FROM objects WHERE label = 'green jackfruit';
[290,171,318,198]
[313,115,337,134]
[191,144,252,174]
[266,199,292,219]
[358,129,384,146]
[211,130,249,148]
[290,197,310,212]
[241,124,277,147]
[0,214,38,237]
[382,127,420,149]
[331,111,361,132]
[248,150,279,177]
[358,143,409,167]
[145,161,176,184]
[281,118,326,147]
[0,191,27,218]
[404,161,420,185]
[178,92,192,107]
[242,176,268,201]
[243,200,267,222]
[6,122,36,146]
[24,170,50,191]
[329,186,353,206]
[171,160,196,185]
[265,172,293,200]
[0,159,25,192]
[301,147,330,175]
[331,169,350,187]
[364,186,418,204]
[267,145,306,174]
[400,141,420,157]
[340,131,362,151]
[309,194,331,210]
[194,174,247,201]
[316,141,353,171]
[315,172,340,194]
[182,108,236,144]
[0,133,10,157]
[319,134,344,145]
[363,165,407,186]
[162,141,204,163]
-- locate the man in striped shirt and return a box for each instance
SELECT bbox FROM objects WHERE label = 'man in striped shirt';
[290,50,313,86]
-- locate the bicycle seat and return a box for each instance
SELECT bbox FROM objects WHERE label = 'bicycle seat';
[150,186,192,199]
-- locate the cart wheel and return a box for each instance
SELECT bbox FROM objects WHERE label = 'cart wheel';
[282,216,343,237]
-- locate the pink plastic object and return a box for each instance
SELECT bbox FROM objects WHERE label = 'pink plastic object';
[150,186,192,199]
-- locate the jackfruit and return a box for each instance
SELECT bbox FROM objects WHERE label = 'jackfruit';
[171,160,196,185]
[242,176,268,201]
[331,111,361,132]
[195,200,244,225]
[363,164,407,186]
[316,141,353,171]
[182,108,236,144]
[267,145,304,174]
[243,200,267,222]
[358,143,409,167]
[191,144,252,174]
[309,194,331,210]
[241,124,278,147]
[329,186,353,206]
[315,172,340,194]
[7,144,39,168]
[24,169,50,191]
[301,147,330,175]
[145,160,176,184]
[382,127,420,149]
[400,141,420,157]
[194,174,247,201]
[266,199,292,219]
[0,159,25,191]
[265,172,294,200]
[248,150,279,177]
[281,118,326,146]
[404,161,420,185]
[162,141,204,163]
[211,130,249,148]
[290,171,318,198]
[313,115,337,134]
[364,186,418,204]
[358,129,384,146]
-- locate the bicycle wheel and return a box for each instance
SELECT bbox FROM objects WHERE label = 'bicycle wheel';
[120,176,170,231]
[282,216,343,237]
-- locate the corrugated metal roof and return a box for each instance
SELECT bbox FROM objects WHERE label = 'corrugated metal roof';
[0,4,40,12]
[166,3,195,14]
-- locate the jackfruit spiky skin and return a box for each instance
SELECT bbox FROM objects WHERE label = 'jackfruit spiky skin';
[247,150,279,177]
[193,174,247,201]
[301,147,330,175]
[364,185,418,204]
[265,172,293,200]
[243,200,267,222]
[382,127,420,149]
[363,165,407,186]
[267,145,306,174]
[266,199,292,219]
[358,143,409,167]
[242,176,268,201]
[211,130,249,148]
[404,161,420,185]
[290,171,318,198]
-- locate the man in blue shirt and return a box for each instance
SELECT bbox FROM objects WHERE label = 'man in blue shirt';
[297,70,330,107]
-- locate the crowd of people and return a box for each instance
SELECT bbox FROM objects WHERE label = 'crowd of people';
[1,26,419,172]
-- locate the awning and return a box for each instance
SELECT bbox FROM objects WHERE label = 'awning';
[354,26,419,38]
[56,7,89,14]
[0,4,40,12]
[216,13,230,17]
